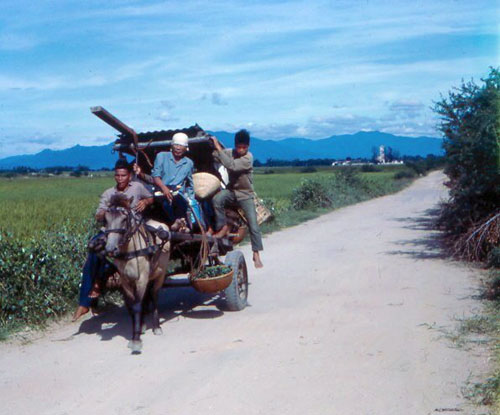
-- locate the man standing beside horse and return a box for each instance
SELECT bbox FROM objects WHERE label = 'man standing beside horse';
[72,159,154,321]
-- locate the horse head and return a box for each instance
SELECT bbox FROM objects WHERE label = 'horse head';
[104,194,134,257]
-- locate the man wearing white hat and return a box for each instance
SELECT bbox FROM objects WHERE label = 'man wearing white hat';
[152,132,199,227]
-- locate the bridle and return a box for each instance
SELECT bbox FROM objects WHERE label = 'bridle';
[104,206,135,244]
[104,206,159,260]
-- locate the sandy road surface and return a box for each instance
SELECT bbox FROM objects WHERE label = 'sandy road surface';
[0,171,489,415]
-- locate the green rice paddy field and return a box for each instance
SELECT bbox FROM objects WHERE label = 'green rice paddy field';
[0,166,408,238]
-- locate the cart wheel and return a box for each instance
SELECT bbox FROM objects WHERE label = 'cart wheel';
[223,250,248,311]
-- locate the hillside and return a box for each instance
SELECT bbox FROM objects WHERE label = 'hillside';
[0,131,442,170]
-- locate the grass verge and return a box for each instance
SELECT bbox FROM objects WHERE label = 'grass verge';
[428,269,500,409]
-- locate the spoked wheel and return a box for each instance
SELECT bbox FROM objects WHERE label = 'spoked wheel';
[223,250,248,311]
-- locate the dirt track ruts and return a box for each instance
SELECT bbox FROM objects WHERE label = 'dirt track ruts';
[0,171,489,415]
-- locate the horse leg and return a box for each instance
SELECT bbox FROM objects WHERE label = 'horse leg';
[140,285,152,335]
[151,278,163,335]
[126,274,148,353]
[126,299,143,353]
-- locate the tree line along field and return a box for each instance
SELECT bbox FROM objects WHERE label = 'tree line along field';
[0,166,410,238]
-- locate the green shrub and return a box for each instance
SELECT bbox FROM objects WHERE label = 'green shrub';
[434,68,499,240]
[0,222,94,329]
[289,168,406,211]
[405,161,427,176]
[360,164,380,173]
[291,179,332,210]
[334,166,361,187]
[488,247,500,269]
[394,169,417,180]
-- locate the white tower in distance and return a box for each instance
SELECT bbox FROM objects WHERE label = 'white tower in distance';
[377,145,386,164]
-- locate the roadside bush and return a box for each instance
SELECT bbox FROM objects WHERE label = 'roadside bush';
[291,179,331,210]
[335,166,361,187]
[0,222,94,330]
[405,160,428,176]
[488,247,500,269]
[394,169,417,180]
[289,168,408,212]
[361,164,380,172]
[434,67,499,261]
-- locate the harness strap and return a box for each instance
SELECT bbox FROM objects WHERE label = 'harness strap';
[113,245,159,260]
[104,228,126,234]
[105,206,170,261]
[145,224,171,241]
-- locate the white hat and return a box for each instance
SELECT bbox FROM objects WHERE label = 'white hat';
[172,132,189,148]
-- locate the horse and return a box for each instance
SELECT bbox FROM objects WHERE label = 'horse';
[104,193,170,353]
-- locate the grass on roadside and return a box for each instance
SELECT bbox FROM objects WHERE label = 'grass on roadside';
[429,269,500,409]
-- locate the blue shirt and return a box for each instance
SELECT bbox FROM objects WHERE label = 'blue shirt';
[152,152,195,198]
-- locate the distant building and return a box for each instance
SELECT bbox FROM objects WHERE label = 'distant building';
[377,145,386,164]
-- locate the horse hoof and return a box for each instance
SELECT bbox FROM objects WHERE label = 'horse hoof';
[153,327,163,336]
[128,340,143,353]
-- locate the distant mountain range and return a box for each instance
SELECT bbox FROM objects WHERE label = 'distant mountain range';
[0,131,443,170]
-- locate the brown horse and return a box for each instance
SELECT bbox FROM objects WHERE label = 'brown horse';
[104,193,170,353]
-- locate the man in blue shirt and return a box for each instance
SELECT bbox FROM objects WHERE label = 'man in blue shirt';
[152,132,201,229]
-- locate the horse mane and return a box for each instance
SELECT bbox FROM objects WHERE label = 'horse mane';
[109,193,133,210]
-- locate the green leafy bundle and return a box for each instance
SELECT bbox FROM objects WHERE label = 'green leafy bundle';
[195,265,232,280]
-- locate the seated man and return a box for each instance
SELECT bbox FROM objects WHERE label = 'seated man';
[72,159,154,321]
[152,132,203,230]
[210,130,264,268]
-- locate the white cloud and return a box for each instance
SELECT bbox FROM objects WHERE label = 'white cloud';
[155,110,179,123]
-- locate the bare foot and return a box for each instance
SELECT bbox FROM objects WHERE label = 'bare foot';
[171,218,183,232]
[253,251,263,268]
[89,281,101,299]
[214,225,229,239]
[72,306,90,322]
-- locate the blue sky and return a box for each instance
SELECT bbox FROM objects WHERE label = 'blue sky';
[0,0,498,158]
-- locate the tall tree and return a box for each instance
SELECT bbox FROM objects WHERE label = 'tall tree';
[434,68,499,237]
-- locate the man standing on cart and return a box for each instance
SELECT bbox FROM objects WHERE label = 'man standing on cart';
[210,130,264,268]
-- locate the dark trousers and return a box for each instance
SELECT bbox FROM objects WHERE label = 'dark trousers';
[212,190,263,252]
[161,194,206,230]
[78,232,115,307]
[161,194,189,224]
[78,252,107,307]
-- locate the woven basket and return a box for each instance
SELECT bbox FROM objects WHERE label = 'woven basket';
[193,172,221,199]
[254,197,273,225]
[237,197,273,226]
[191,269,234,293]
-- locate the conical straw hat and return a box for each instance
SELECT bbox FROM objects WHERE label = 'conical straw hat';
[193,172,221,199]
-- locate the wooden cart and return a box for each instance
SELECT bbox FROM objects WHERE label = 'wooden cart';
[91,106,249,311]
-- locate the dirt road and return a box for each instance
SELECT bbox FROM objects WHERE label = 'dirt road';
[0,171,489,414]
